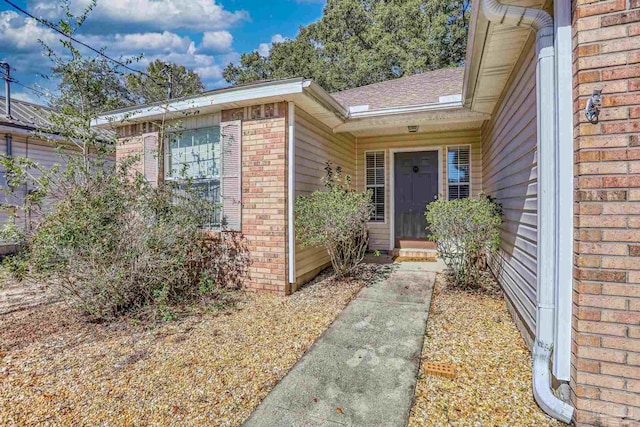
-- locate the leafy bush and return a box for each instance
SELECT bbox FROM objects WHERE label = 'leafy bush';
[426,196,502,288]
[295,162,374,277]
[2,158,250,321]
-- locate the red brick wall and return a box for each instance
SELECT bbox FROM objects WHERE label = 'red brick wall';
[236,104,289,295]
[573,0,640,425]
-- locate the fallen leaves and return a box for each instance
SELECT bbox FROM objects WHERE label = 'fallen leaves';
[408,274,563,427]
[0,268,370,426]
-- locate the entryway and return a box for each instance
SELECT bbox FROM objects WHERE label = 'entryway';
[392,149,440,252]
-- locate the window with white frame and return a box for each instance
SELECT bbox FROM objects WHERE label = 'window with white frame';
[447,146,470,200]
[165,126,221,227]
[366,151,385,222]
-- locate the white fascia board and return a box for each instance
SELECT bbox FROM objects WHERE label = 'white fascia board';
[0,125,75,144]
[302,80,349,119]
[93,78,307,127]
[348,100,464,119]
[462,0,484,109]
[334,108,489,133]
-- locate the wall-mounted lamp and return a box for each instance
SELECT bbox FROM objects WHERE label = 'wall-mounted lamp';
[408,125,419,133]
[585,89,602,124]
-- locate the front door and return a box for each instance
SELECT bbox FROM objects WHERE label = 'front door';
[394,151,439,240]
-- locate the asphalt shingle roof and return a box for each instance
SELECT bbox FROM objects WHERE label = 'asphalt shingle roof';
[331,67,464,111]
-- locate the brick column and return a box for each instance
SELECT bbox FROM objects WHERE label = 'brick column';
[573,1,640,425]
[240,112,289,294]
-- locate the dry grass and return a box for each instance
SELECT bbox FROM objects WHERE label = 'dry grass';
[0,267,374,427]
[408,274,563,427]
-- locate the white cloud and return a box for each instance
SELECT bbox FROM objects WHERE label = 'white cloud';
[11,91,45,105]
[0,11,58,52]
[257,34,285,57]
[31,0,249,32]
[200,31,233,53]
[81,31,194,55]
[3,5,241,91]
[194,65,223,80]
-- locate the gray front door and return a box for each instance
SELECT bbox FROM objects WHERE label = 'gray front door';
[394,151,439,240]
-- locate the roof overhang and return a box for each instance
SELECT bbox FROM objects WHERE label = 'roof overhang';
[95,76,490,136]
[463,0,549,115]
[333,103,489,134]
[93,78,349,130]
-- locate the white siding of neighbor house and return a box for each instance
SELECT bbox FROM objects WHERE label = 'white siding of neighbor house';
[481,38,537,347]
[0,133,115,254]
[294,107,356,285]
[355,130,483,251]
[1,135,71,251]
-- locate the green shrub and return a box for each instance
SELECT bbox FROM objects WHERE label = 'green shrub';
[4,159,250,321]
[426,196,502,288]
[295,162,374,277]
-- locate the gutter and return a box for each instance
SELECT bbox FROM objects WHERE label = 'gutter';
[93,78,307,127]
[287,102,296,287]
[347,100,463,119]
[5,133,11,157]
[302,80,349,119]
[480,0,574,423]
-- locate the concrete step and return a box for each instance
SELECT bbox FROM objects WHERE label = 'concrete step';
[392,248,438,260]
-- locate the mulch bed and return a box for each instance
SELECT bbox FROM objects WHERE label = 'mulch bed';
[408,273,563,426]
[0,266,380,426]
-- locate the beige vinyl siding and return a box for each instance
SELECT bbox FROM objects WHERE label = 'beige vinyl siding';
[167,112,221,130]
[356,130,483,251]
[294,107,356,284]
[481,39,537,346]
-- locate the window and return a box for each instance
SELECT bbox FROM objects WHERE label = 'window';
[366,151,385,222]
[165,126,221,227]
[447,146,470,200]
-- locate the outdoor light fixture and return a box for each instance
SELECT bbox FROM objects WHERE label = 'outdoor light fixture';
[408,125,419,133]
[585,89,601,124]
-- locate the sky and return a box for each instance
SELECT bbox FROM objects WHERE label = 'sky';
[0,0,326,105]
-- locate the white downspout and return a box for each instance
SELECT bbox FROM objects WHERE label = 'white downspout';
[480,0,574,423]
[287,102,296,288]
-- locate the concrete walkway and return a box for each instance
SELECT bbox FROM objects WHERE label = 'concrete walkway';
[243,261,441,427]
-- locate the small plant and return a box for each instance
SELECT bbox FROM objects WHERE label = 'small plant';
[426,197,502,288]
[295,162,374,277]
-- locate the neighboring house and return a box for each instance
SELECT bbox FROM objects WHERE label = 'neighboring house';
[94,0,640,425]
[0,96,114,254]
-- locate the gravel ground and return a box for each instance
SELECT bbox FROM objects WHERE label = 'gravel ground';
[408,274,563,427]
[0,268,374,427]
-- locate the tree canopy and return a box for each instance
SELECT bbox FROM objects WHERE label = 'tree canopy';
[223,0,470,93]
[126,59,205,105]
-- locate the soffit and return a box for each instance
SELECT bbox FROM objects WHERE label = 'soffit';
[463,0,550,115]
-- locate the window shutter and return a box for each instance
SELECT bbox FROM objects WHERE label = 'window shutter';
[220,121,242,231]
[365,151,385,221]
[143,132,158,187]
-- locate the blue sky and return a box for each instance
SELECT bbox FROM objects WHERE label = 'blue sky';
[0,0,325,104]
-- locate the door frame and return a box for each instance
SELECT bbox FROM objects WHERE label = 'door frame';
[389,146,443,251]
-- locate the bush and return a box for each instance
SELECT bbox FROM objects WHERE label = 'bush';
[5,159,250,321]
[426,196,502,288]
[295,162,374,277]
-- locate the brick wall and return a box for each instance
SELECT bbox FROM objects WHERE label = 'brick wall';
[573,0,640,425]
[236,104,289,295]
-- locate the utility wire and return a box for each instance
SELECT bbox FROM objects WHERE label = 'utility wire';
[0,62,50,98]
[9,79,50,98]
[2,0,167,88]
